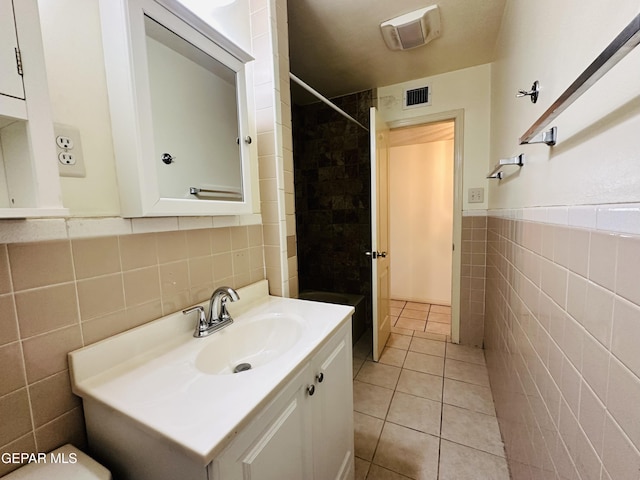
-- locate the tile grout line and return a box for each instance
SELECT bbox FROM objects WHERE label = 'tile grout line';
[436,340,448,480]
[356,316,490,480]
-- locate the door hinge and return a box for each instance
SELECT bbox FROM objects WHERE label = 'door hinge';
[15,48,23,76]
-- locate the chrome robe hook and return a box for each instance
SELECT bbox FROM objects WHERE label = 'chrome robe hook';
[516,80,539,103]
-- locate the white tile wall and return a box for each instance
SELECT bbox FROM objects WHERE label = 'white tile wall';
[484,210,640,480]
[488,202,640,236]
[0,215,262,244]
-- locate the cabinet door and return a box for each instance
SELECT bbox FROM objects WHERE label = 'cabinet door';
[312,323,354,480]
[241,392,311,480]
[0,0,25,99]
[212,367,313,480]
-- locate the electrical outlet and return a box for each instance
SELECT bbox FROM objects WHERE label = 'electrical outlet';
[56,135,74,150]
[55,124,86,178]
[468,187,484,203]
[58,152,76,165]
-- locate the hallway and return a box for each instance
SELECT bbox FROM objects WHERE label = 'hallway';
[352,324,509,479]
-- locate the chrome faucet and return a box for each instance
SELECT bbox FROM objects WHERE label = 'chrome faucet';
[182,286,240,338]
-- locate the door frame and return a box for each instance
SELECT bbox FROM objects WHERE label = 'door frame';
[386,109,464,344]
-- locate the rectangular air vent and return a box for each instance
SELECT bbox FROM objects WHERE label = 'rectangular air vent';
[403,85,431,109]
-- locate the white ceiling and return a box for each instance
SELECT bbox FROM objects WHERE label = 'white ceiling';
[287,0,507,104]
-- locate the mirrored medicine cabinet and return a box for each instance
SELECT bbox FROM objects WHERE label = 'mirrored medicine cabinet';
[99,0,256,217]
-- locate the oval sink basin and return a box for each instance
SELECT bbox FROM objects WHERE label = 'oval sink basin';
[195,313,305,375]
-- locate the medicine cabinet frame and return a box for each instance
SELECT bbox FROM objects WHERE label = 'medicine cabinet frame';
[99,0,256,217]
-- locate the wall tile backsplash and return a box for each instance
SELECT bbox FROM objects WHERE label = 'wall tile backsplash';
[484,214,640,480]
[460,214,487,347]
[0,225,264,476]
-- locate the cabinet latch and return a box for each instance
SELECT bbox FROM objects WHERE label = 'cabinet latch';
[15,48,23,76]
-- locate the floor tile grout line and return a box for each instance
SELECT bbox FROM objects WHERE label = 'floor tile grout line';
[368,361,493,390]
[439,437,509,460]
[378,418,441,440]
[436,340,449,479]
[355,326,500,480]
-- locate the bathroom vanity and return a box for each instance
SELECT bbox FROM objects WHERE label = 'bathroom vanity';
[69,281,355,480]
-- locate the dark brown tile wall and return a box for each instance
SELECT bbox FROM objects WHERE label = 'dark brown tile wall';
[293,90,374,327]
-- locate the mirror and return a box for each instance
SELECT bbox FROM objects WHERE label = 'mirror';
[145,16,243,202]
[98,0,255,217]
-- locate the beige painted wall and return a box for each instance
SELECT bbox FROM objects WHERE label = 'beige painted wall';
[36,0,258,217]
[390,140,453,305]
[489,0,640,209]
[38,0,120,216]
[377,64,492,211]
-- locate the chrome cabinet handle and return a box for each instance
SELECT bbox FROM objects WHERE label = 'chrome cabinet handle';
[307,384,315,396]
[161,153,175,164]
[316,372,324,383]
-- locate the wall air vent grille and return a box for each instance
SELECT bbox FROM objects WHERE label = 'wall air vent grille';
[404,86,431,109]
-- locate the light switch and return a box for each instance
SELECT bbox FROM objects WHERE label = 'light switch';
[468,188,484,203]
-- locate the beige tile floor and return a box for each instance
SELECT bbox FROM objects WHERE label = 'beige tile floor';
[352,301,510,480]
[390,300,452,337]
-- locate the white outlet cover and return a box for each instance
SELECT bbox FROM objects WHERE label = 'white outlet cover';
[55,124,86,178]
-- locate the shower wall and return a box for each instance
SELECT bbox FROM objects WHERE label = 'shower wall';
[293,90,374,327]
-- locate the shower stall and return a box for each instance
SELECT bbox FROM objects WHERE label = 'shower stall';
[292,88,374,344]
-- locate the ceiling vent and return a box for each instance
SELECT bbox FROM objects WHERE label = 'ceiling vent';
[380,5,441,51]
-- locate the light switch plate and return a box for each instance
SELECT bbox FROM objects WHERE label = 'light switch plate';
[468,188,484,203]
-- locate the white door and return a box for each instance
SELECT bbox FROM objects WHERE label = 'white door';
[370,107,391,361]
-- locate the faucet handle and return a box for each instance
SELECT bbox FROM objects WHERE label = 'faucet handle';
[183,305,205,316]
[182,306,208,337]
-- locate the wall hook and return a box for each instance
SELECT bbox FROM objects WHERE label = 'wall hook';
[516,81,539,103]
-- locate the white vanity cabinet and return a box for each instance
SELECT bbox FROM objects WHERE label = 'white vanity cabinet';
[0,0,67,217]
[211,321,354,480]
[311,323,355,480]
[73,289,356,480]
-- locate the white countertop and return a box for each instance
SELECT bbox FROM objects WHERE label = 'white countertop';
[68,281,353,464]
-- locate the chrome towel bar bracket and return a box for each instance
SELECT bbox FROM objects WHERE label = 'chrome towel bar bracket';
[487,154,525,180]
[522,126,557,146]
